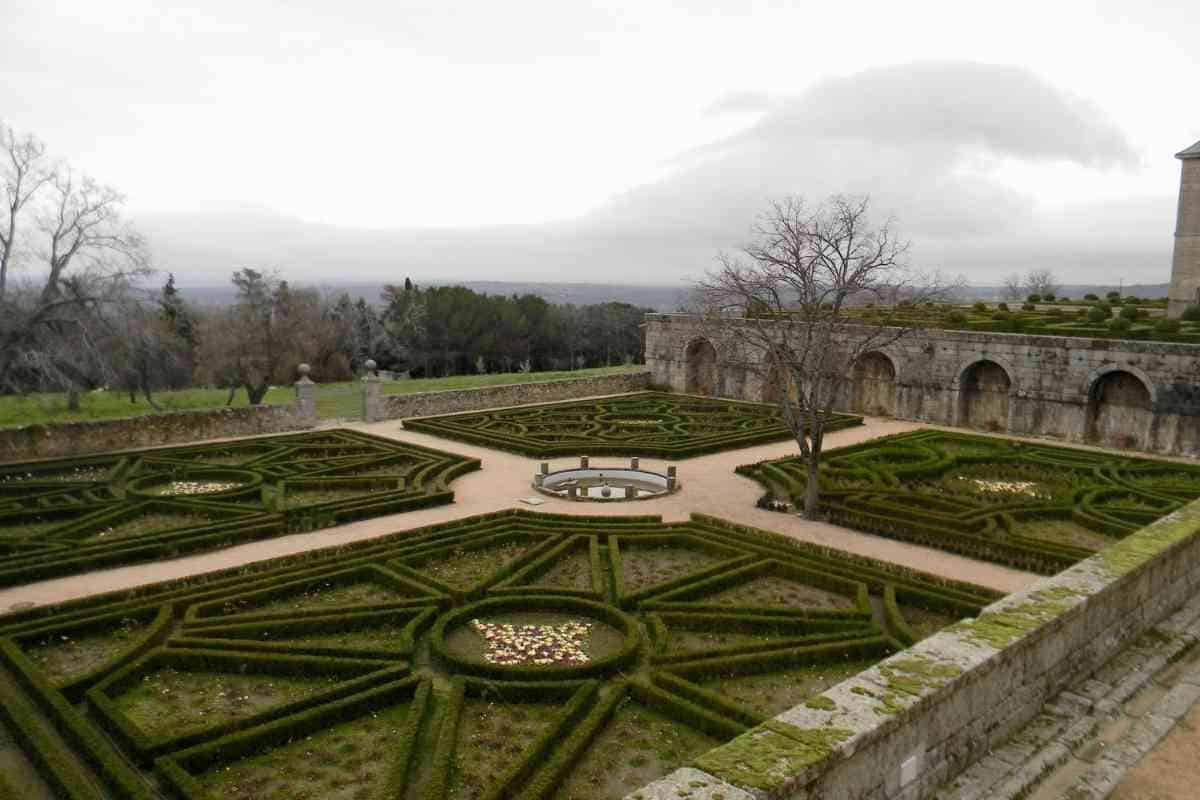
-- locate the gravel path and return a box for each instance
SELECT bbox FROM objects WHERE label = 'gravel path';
[0,415,1036,614]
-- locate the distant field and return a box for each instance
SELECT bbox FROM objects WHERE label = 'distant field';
[0,365,644,428]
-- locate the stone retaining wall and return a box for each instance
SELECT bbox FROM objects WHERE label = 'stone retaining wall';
[380,370,651,419]
[645,313,1200,456]
[632,504,1200,800]
[0,404,313,464]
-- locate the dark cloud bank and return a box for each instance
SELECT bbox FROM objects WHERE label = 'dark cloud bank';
[141,61,1173,288]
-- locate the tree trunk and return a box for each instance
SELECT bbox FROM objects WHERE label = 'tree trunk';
[244,381,269,405]
[67,387,80,412]
[803,457,820,519]
[225,385,238,406]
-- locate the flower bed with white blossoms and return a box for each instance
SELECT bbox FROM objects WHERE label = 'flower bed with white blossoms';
[153,481,242,496]
[471,619,593,666]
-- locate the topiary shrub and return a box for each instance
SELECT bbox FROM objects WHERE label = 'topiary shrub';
[1123,296,1140,305]
[1118,305,1139,321]
[997,302,1009,311]
[1087,304,1112,322]
[1026,293,1041,303]
[1106,291,1121,300]
[1181,304,1200,321]
[1108,317,1132,333]
[946,311,968,325]
[972,301,988,312]
[1155,318,1181,334]
[1021,303,1036,311]
[1042,292,1056,301]
[991,311,1011,322]
[1084,293,1099,301]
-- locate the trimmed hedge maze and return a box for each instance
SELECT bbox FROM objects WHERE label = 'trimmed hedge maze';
[738,429,1200,575]
[0,430,479,588]
[0,510,997,800]
[404,390,862,458]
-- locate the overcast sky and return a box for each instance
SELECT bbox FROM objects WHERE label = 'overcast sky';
[3,1,1198,286]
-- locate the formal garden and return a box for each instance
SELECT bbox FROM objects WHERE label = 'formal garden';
[737,429,1200,575]
[404,391,861,458]
[0,510,999,800]
[0,430,479,588]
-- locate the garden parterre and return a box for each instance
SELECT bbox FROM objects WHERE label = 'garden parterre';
[0,430,479,588]
[403,391,862,458]
[737,429,1200,575]
[0,510,997,800]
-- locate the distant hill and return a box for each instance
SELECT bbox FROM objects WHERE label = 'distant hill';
[175,280,692,311]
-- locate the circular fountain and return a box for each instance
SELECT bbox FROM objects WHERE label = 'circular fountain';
[533,457,679,502]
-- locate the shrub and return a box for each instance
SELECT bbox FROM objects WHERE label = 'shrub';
[991,311,1011,322]
[1042,292,1056,301]
[1123,296,1140,305]
[997,302,1009,311]
[1118,305,1139,321]
[1087,305,1112,322]
[1108,318,1132,333]
[1155,318,1182,334]
[1084,293,1099,301]
[1021,303,1036,311]
[1106,291,1121,300]
[946,311,968,325]
[972,301,988,312]
[1181,304,1200,321]
[1026,293,1041,303]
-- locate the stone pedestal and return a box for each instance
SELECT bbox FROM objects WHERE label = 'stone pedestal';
[362,359,382,423]
[294,364,317,422]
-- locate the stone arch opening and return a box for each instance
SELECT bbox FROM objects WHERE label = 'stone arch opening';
[684,339,718,396]
[1086,370,1152,450]
[959,360,1011,431]
[852,352,897,416]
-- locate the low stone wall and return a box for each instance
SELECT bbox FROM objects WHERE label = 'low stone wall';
[634,503,1200,799]
[0,404,313,464]
[381,371,652,419]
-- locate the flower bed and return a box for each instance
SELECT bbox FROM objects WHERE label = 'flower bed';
[0,509,996,800]
[0,429,479,587]
[404,390,862,458]
[738,429,1200,574]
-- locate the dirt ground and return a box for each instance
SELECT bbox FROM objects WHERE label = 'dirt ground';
[0,415,1037,613]
[1110,704,1200,800]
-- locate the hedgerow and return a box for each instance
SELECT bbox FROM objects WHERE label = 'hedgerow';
[0,428,479,587]
[0,509,995,800]
[737,429,1200,574]
[404,390,861,458]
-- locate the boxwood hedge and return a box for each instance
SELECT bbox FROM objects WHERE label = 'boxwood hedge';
[0,509,996,800]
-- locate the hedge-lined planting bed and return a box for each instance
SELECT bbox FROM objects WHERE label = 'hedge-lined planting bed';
[0,509,995,800]
[404,390,862,458]
[0,429,479,587]
[738,429,1200,574]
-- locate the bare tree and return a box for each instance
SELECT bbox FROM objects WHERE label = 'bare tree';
[1024,268,1060,298]
[1001,272,1025,302]
[697,195,957,518]
[0,122,152,405]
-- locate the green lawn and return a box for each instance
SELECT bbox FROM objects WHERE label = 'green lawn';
[0,365,644,428]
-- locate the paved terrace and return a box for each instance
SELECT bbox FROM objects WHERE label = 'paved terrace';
[0,415,1035,612]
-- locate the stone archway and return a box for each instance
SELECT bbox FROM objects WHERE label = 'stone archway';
[852,352,897,416]
[1087,370,1153,449]
[684,339,718,396]
[959,360,1011,431]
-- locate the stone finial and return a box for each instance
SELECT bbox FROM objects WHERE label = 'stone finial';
[297,363,312,379]
[365,359,377,374]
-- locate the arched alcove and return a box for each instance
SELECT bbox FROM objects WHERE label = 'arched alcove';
[959,360,1011,431]
[1086,370,1152,449]
[852,352,897,416]
[684,339,718,396]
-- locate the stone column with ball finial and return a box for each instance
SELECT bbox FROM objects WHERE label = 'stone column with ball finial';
[362,359,383,422]
[295,363,317,422]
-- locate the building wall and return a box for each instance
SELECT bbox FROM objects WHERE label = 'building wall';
[644,314,1200,456]
[1168,157,1200,317]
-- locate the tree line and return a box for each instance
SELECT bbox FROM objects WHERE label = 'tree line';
[0,121,648,409]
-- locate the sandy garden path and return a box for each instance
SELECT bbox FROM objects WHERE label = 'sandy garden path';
[0,415,1038,614]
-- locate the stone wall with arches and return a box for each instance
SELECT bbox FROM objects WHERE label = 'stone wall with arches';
[644,313,1200,456]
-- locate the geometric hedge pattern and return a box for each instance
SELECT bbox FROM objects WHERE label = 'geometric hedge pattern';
[0,429,479,589]
[404,391,863,458]
[738,429,1200,575]
[0,510,999,800]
